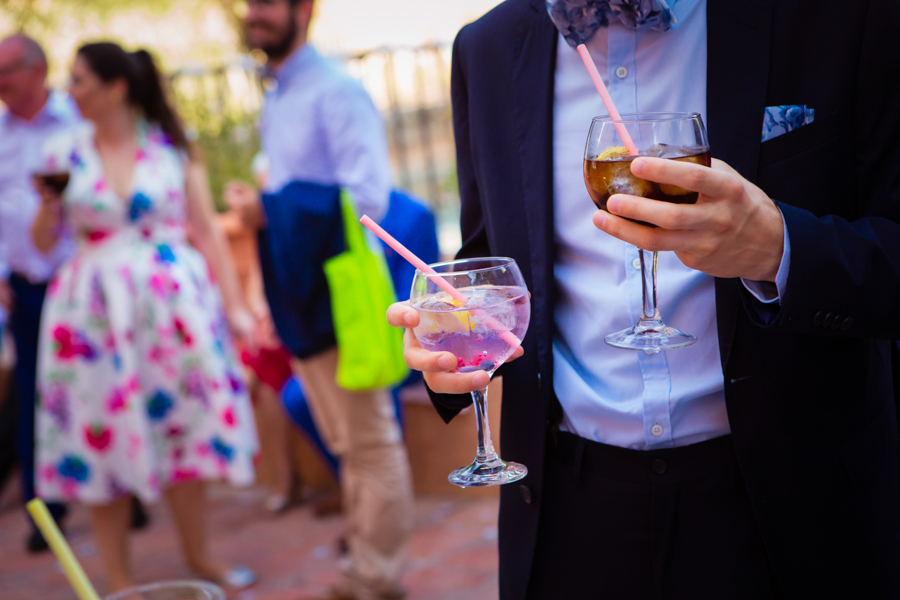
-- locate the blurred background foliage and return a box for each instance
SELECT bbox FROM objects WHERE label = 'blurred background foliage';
[2,0,486,249]
[2,0,185,34]
[1,0,260,211]
[176,86,261,212]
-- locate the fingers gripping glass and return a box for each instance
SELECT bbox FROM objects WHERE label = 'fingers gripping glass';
[584,112,710,352]
[410,258,531,487]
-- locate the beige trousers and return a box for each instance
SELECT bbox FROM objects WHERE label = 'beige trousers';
[292,348,414,598]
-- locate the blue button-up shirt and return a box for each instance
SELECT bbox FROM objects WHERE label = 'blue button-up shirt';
[259,44,391,222]
[0,90,79,285]
[552,0,788,449]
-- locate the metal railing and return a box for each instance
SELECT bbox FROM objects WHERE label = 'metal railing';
[170,44,458,213]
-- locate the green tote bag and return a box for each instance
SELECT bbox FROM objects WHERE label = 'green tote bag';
[323,190,408,390]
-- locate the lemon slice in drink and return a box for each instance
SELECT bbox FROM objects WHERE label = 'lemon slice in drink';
[596,146,630,160]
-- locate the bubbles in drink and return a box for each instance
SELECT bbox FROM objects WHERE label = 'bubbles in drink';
[412,285,529,374]
[419,298,457,312]
[606,160,653,198]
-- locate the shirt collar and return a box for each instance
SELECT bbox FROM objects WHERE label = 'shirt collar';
[266,44,317,91]
[2,89,77,127]
[670,0,698,24]
[44,89,77,121]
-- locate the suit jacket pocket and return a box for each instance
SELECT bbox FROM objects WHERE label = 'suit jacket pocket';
[758,110,842,168]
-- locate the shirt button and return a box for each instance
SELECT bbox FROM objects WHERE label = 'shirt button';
[632,258,642,270]
[651,424,663,436]
[615,66,628,79]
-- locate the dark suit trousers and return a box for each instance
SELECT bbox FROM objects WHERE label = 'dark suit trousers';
[9,274,66,522]
[526,432,784,600]
[0,348,16,493]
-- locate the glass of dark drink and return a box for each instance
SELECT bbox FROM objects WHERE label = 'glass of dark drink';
[33,171,71,195]
[583,112,710,352]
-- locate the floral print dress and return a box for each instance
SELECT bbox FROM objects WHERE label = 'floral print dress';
[35,121,257,504]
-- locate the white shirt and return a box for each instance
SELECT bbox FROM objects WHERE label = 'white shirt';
[0,90,79,283]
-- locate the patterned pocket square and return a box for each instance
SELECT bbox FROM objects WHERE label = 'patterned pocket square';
[762,105,815,142]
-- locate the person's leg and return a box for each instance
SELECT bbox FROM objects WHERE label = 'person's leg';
[10,278,44,508]
[255,382,294,511]
[293,349,414,599]
[0,378,17,495]
[526,433,783,600]
[525,439,655,599]
[89,496,135,593]
[9,277,66,548]
[162,480,231,579]
[280,376,340,477]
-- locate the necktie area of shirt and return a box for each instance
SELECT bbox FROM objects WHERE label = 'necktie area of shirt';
[546,0,677,47]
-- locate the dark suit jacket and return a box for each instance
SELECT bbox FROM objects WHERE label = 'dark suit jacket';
[258,182,344,358]
[432,0,900,598]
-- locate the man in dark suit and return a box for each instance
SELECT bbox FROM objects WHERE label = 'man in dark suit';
[390,0,900,598]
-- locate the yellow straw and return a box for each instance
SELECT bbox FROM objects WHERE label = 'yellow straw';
[26,498,102,600]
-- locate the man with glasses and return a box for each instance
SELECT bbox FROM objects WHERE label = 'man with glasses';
[226,2,414,599]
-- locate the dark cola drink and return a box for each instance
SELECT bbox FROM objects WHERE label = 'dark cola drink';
[583,145,711,226]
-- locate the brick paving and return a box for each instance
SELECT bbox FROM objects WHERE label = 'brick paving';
[0,483,500,600]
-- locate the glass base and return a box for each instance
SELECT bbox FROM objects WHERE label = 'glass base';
[448,457,528,488]
[604,323,697,353]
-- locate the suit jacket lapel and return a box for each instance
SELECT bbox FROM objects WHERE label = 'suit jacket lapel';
[707,0,773,370]
[512,0,558,389]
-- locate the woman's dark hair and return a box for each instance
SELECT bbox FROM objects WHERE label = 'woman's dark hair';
[76,42,190,153]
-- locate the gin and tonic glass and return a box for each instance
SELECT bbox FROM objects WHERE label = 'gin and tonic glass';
[410,258,530,487]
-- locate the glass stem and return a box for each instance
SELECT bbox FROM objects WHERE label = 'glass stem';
[470,385,499,463]
[639,249,663,326]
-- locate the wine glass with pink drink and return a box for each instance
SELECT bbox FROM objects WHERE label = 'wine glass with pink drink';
[410,257,530,487]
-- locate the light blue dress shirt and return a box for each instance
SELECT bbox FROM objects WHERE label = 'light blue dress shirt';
[259,44,391,223]
[0,90,79,284]
[552,0,789,450]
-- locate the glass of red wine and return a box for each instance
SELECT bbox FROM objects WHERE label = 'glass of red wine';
[33,171,71,195]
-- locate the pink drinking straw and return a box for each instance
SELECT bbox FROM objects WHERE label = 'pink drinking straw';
[359,215,522,350]
[576,44,639,156]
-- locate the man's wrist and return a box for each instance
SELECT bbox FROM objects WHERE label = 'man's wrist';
[741,204,791,303]
[756,200,786,283]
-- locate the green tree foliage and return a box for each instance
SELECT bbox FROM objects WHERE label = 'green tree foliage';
[1,0,185,35]
[171,68,261,211]
[1,0,260,211]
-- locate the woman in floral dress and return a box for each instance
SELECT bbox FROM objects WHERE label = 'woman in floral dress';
[31,42,258,592]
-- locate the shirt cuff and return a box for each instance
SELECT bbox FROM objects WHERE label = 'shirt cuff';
[740,208,791,304]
